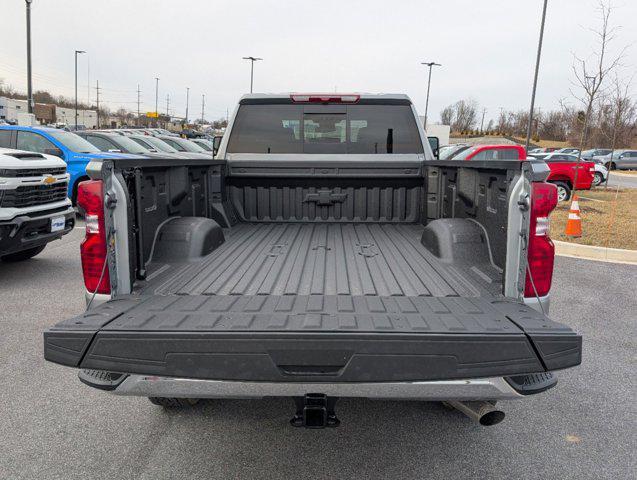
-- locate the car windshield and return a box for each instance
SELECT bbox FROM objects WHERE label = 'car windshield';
[440,145,469,160]
[193,139,213,151]
[452,146,479,160]
[113,135,151,154]
[226,103,424,154]
[164,137,207,153]
[142,136,180,153]
[130,137,157,150]
[48,130,101,153]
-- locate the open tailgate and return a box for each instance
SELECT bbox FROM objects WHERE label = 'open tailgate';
[44,294,581,383]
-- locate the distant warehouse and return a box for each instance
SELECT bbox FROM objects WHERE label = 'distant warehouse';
[0,96,96,129]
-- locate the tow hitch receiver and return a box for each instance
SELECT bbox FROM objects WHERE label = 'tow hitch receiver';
[290,394,340,428]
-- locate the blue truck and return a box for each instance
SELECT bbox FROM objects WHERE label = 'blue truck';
[0,126,142,202]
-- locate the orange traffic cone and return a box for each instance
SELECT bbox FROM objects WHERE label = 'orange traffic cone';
[565,194,582,237]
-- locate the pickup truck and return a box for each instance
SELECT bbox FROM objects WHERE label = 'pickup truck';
[0,148,75,261]
[0,126,143,203]
[43,94,582,428]
[529,153,595,201]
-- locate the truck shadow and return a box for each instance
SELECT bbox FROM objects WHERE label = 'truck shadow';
[119,396,517,479]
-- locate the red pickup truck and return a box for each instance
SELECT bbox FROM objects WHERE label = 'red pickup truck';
[531,153,595,201]
[454,145,594,201]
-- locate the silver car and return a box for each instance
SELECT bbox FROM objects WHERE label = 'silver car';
[596,150,637,170]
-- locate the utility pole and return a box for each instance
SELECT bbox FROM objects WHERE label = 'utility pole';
[201,94,205,123]
[420,61,441,130]
[136,84,141,123]
[154,77,159,116]
[242,56,262,93]
[185,87,190,124]
[525,0,548,152]
[95,80,100,128]
[74,50,86,129]
[480,108,487,132]
[25,0,34,114]
[166,93,170,116]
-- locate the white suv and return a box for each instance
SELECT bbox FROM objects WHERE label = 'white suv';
[0,148,75,262]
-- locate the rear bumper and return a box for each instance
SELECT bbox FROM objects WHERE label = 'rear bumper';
[98,373,526,400]
[0,206,75,255]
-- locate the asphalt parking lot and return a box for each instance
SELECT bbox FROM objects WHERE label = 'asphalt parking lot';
[1,228,635,480]
[607,171,637,189]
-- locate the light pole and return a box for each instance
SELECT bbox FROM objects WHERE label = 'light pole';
[242,56,262,93]
[525,0,548,152]
[25,0,34,114]
[421,61,441,129]
[74,50,86,129]
[185,87,190,124]
[154,77,160,117]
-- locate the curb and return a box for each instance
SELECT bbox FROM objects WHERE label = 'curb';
[554,240,637,265]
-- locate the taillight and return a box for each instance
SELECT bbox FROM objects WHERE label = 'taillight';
[290,94,360,103]
[77,180,110,294]
[525,182,557,298]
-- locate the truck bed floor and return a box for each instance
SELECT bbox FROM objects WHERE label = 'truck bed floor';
[140,222,503,297]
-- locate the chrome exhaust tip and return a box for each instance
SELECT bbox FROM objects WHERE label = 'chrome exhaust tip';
[444,400,505,426]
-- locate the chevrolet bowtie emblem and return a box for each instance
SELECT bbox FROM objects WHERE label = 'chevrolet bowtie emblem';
[43,175,56,184]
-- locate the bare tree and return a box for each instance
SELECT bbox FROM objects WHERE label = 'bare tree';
[602,76,636,185]
[440,105,454,126]
[571,0,625,149]
[439,99,479,131]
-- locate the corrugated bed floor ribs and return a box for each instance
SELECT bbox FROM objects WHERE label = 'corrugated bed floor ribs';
[143,223,501,298]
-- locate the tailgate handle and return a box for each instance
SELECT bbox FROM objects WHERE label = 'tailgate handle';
[277,365,344,376]
[304,189,347,206]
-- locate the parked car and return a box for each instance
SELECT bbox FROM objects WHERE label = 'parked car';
[0,126,141,203]
[598,150,637,170]
[0,148,74,261]
[555,147,580,155]
[592,162,609,186]
[156,135,211,158]
[44,93,581,428]
[528,147,559,154]
[581,148,612,161]
[438,143,470,160]
[532,153,595,201]
[79,131,195,160]
[127,134,191,157]
[190,138,214,152]
[453,144,526,161]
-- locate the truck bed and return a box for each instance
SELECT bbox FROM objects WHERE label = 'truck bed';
[44,221,581,383]
[140,222,502,297]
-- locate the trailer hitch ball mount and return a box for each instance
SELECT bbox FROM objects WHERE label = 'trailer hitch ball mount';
[291,393,340,428]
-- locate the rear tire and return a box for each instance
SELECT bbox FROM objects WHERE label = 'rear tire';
[592,172,603,186]
[148,397,199,408]
[553,181,571,202]
[1,245,46,262]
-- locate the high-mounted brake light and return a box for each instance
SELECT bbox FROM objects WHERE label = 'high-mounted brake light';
[77,180,110,295]
[290,94,360,104]
[524,182,558,298]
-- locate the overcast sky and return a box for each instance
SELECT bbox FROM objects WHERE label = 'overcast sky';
[1,0,635,124]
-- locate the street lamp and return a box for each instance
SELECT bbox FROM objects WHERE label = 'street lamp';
[154,77,160,117]
[242,56,262,93]
[524,0,548,152]
[25,0,33,114]
[74,50,86,129]
[185,87,190,124]
[420,61,441,129]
